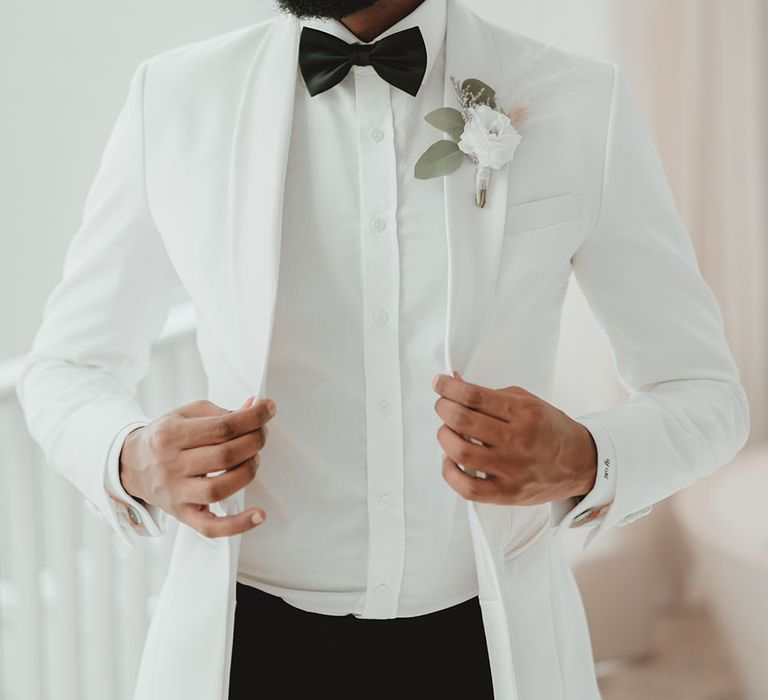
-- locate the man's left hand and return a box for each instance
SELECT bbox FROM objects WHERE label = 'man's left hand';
[432,372,597,505]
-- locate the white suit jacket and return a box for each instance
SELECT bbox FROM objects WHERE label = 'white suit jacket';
[16,1,750,698]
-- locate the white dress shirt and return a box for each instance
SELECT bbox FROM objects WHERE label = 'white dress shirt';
[105,0,615,619]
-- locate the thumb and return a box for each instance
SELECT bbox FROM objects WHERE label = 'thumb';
[238,395,256,411]
[176,399,230,419]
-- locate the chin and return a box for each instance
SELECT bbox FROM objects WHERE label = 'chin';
[274,0,381,20]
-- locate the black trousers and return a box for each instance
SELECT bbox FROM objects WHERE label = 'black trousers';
[228,582,495,699]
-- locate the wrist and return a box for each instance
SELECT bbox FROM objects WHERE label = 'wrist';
[119,426,147,503]
[570,423,598,499]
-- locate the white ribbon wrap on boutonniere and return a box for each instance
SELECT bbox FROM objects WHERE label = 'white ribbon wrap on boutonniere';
[414,76,527,207]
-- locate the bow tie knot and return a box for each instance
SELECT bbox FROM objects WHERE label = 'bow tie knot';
[349,43,373,66]
[299,25,428,97]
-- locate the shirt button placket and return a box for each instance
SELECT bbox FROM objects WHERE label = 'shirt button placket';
[354,70,406,619]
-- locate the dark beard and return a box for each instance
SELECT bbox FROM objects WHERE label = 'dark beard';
[273,0,381,20]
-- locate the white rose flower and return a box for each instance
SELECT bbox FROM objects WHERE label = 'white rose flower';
[458,104,521,169]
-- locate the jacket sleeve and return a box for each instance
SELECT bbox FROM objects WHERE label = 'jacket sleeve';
[553,62,751,551]
[15,59,180,548]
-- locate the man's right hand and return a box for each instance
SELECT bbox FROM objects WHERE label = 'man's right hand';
[118,396,276,538]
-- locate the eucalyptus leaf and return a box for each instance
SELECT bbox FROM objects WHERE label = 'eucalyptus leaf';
[462,78,497,109]
[424,107,465,142]
[414,140,464,180]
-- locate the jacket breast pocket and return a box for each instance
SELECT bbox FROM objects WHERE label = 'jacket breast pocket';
[504,191,583,237]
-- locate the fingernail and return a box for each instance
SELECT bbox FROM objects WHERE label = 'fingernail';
[265,399,276,416]
[241,396,255,410]
[251,511,265,525]
[432,375,440,391]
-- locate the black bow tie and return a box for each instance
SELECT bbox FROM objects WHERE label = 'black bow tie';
[298,25,428,97]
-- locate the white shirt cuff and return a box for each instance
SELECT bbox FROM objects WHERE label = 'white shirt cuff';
[564,416,617,528]
[104,420,166,537]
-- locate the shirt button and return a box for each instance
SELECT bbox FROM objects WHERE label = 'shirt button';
[370,127,384,142]
[374,309,388,326]
[377,400,390,415]
[370,216,386,233]
[374,583,389,595]
[379,494,393,508]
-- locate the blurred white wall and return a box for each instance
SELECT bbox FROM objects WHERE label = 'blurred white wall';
[0,0,274,360]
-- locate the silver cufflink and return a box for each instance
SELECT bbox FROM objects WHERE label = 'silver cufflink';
[571,508,594,526]
[126,505,141,527]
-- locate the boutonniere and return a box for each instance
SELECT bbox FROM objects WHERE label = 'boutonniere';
[415,76,528,208]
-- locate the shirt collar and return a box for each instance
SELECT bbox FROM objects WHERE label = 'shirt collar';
[300,0,446,86]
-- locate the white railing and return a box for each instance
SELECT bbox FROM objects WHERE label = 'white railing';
[0,303,204,700]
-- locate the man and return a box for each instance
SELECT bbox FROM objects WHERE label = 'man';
[16,0,750,697]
